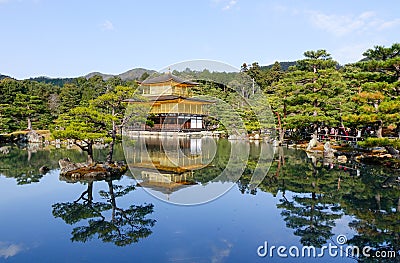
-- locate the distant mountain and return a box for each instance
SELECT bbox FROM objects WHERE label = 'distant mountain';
[0,74,12,80]
[261,61,296,71]
[29,76,76,86]
[118,68,155,81]
[18,68,157,87]
[84,71,114,80]
[85,68,156,81]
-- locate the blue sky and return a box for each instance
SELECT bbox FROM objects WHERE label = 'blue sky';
[1,0,399,79]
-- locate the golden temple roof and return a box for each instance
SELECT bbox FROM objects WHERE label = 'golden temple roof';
[141,72,199,86]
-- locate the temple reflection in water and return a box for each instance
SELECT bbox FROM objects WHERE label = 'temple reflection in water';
[124,136,217,198]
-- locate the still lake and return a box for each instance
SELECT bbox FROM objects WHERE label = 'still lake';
[0,137,399,263]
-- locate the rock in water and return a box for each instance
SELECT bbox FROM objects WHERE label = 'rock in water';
[59,158,87,175]
[39,166,50,174]
[337,155,347,163]
[385,146,399,159]
[58,158,127,179]
[324,142,335,158]
[306,133,318,151]
[26,131,43,143]
[0,146,10,155]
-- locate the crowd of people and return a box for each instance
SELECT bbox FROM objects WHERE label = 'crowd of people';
[284,126,380,142]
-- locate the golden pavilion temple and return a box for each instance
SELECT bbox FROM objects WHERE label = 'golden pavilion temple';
[126,72,211,132]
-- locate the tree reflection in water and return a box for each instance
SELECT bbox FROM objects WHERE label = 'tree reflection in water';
[239,146,400,260]
[52,177,156,246]
[274,151,345,248]
[341,166,400,262]
[0,144,86,185]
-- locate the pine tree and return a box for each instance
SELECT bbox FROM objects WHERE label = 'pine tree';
[343,43,400,137]
[272,51,346,140]
[91,86,137,163]
[13,94,47,130]
[52,106,110,163]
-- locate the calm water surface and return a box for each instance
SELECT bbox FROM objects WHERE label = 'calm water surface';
[0,139,399,263]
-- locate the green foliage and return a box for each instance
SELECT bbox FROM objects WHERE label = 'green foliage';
[0,78,61,132]
[358,138,400,150]
[145,119,154,127]
[342,44,400,136]
[53,106,110,142]
[362,43,400,61]
[261,61,296,71]
[139,72,150,81]
[91,85,136,118]
[52,180,156,246]
[274,67,344,129]
[296,50,338,72]
[52,84,138,162]
[28,76,76,87]
[59,83,82,113]
[0,74,136,135]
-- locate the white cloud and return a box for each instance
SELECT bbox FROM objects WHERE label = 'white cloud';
[101,20,114,31]
[212,0,238,11]
[378,18,400,30]
[211,239,233,263]
[272,4,299,15]
[0,243,23,259]
[222,0,237,11]
[333,43,371,65]
[358,11,375,20]
[307,10,400,36]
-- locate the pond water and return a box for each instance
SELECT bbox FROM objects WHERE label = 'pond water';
[0,138,399,263]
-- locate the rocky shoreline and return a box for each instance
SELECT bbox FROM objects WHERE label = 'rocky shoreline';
[295,140,400,169]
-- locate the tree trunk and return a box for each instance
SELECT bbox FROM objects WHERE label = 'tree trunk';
[87,141,94,164]
[275,147,285,178]
[75,141,94,164]
[275,157,281,177]
[279,128,285,143]
[376,120,383,138]
[283,102,287,118]
[394,64,400,82]
[396,122,400,138]
[108,180,116,222]
[87,182,93,204]
[313,99,318,116]
[106,115,116,164]
[375,193,381,211]
[273,110,284,143]
[27,117,32,130]
[310,192,316,228]
[339,102,343,127]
